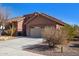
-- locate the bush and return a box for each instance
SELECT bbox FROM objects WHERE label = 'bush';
[4,24,16,36]
[5,27,16,36]
[74,25,79,37]
[62,24,76,41]
[42,26,69,48]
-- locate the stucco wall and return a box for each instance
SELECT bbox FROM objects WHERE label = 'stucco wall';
[27,15,56,27]
[56,24,62,29]
[17,20,23,31]
[26,15,58,37]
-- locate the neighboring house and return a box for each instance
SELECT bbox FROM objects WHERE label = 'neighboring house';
[9,12,65,37]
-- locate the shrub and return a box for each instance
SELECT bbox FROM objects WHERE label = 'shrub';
[62,24,76,41]
[5,28,16,36]
[42,26,69,48]
[74,25,79,37]
[4,24,16,36]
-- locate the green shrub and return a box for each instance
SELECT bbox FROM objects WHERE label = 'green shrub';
[74,25,79,37]
[62,24,76,41]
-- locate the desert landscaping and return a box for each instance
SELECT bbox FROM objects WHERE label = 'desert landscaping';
[0,4,79,56]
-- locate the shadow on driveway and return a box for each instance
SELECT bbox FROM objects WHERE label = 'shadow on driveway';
[70,44,79,48]
[22,44,52,51]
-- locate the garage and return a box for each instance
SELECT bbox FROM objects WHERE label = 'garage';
[30,27,42,38]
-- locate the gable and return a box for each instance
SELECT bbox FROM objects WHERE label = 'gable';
[27,14,56,27]
[41,13,65,26]
[25,13,65,27]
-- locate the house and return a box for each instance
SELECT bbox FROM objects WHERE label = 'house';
[9,12,65,37]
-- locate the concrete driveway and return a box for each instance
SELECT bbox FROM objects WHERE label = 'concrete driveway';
[0,37,43,56]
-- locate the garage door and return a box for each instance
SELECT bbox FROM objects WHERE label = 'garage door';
[30,27,42,38]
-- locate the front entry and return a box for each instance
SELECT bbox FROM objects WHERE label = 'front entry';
[30,27,42,38]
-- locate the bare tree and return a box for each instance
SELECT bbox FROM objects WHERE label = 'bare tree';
[0,6,11,36]
[0,7,10,27]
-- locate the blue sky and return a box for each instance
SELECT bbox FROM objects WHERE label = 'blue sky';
[1,3,79,25]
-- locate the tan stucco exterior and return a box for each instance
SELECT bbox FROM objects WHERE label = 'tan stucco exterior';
[9,12,64,37]
[26,15,58,37]
[17,20,23,31]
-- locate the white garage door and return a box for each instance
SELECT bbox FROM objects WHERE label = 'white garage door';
[30,27,42,38]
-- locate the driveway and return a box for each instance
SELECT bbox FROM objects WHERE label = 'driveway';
[0,37,43,56]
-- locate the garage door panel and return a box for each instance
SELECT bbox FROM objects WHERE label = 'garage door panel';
[30,27,41,38]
